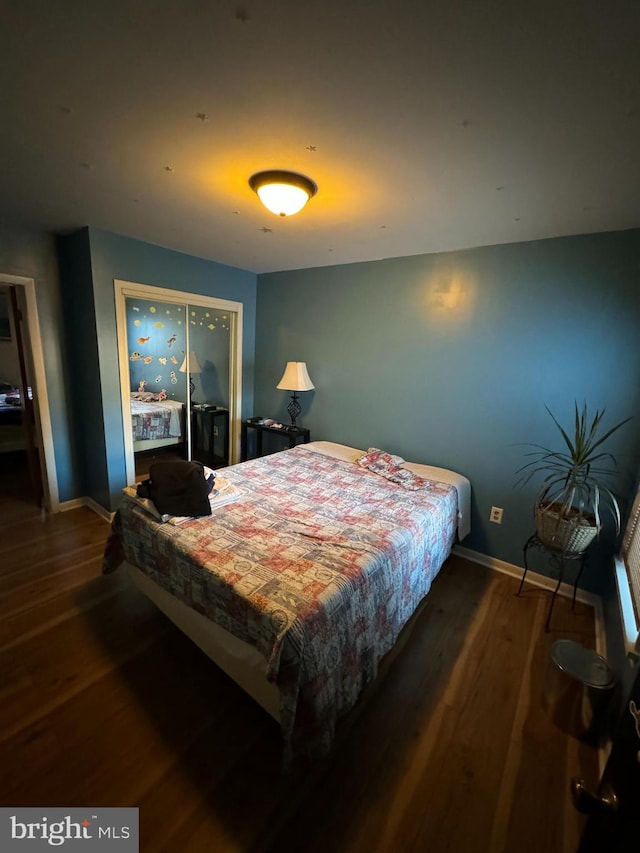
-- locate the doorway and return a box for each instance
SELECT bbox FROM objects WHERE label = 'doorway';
[0,275,59,514]
[114,280,243,485]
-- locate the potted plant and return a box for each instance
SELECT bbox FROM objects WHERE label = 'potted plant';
[516,402,631,553]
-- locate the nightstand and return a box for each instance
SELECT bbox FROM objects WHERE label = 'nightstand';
[192,407,229,469]
[241,417,310,461]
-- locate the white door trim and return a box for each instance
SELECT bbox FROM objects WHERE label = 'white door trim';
[114,279,243,484]
[0,273,59,511]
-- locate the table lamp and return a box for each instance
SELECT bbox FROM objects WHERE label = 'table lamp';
[179,351,203,401]
[276,362,314,428]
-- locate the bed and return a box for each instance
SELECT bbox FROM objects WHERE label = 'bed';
[130,392,185,452]
[104,440,470,763]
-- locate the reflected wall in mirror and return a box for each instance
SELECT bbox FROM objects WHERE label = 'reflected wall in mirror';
[125,296,188,481]
[187,305,231,409]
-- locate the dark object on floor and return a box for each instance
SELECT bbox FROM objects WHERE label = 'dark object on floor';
[544,639,616,745]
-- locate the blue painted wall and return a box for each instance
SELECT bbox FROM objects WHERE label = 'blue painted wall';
[59,227,257,512]
[255,229,640,593]
[57,229,108,506]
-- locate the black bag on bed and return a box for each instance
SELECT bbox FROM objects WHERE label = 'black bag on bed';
[137,460,214,517]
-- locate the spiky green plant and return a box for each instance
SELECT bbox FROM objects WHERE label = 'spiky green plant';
[516,402,631,532]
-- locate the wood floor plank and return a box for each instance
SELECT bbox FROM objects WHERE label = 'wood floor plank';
[0,546,108,619]
[0,517,107,580]
[0,586,171,744]
[0,718,89,807]
[488,595,547,852]
[0,484,600,852]
[0,567,131,654]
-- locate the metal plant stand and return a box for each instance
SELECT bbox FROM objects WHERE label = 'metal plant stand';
[517,534,588,631]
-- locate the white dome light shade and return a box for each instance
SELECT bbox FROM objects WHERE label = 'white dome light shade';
[257,182,309,216]
[249,170,317,217]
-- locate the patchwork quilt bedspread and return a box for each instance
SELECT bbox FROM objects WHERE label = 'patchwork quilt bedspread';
[130,399,182,440]
[108,445,458,760]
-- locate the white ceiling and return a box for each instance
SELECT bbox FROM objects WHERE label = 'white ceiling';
[1,0,639,274]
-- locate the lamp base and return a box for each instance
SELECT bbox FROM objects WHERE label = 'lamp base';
[287,393,302,428]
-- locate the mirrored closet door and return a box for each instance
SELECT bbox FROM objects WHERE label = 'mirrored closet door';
[124,295,189,481]
[186,304,231,472]
[115,280,243,485]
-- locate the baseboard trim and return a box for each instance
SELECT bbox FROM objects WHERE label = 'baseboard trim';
[58,498,86,512]
[58,496,114,522]
[452,544,606,657]
[85,498,114,522]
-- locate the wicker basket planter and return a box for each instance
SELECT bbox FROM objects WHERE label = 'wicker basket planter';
[535,502,599,554]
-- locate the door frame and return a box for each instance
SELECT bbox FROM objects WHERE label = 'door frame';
[0,273,59,511]
[114,279,243,484]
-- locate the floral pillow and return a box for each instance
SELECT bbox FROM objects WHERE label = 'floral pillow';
[357,447,405,470]
[356,447,430,491]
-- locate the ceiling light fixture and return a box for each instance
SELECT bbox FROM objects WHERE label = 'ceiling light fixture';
[249,170,317,217]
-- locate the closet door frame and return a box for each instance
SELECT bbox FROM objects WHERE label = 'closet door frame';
[114,279,243,485]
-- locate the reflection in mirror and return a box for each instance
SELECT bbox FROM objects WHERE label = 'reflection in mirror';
[125,296,188,481]
[187,305,231,470]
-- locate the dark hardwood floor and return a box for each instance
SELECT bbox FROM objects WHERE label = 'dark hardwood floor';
[0,481,599,852]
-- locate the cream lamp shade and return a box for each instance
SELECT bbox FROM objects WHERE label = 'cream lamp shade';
[249,170,318,217]
[276,362,315,392]
[277,362,314,428]
[179,352,203,374]
[179,351,203,400]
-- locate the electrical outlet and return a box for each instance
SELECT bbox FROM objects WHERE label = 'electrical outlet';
[490,506,503,524]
